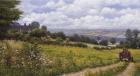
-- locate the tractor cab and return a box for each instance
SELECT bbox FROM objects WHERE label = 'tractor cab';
[119,49,133,62]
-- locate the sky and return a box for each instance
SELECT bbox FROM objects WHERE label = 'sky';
[18,0,140,29]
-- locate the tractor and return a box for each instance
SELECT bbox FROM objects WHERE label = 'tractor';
[119,49,133,62]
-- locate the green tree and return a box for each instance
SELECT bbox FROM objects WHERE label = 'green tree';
[51,32,66,40]
[100,40,108,46]
[110,38,116,44]
[29,28,46,38]
[125,29,140,48]
[125,29,133,48]
[0,0,21,39]
[29,21,40,30]
[70,34,81,42]
[133,29,139,38]
[132,29,139,48]
[125,29,132,41]
[41,25,47,31]
[8,29,22,40]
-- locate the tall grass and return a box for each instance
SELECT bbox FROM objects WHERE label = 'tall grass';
[134,63,140,76]
[0,40,47,76]
[40,45,119,75]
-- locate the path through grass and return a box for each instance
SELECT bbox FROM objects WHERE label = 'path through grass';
[117,63,135,76]
[85,62,127,76]
[62,62,122,76]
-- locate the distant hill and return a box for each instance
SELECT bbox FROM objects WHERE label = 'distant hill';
[49,29,126,42]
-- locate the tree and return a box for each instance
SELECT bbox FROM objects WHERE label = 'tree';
[30,28,46,38]
[0,0,21,39]
[91,39,98,44]
[29,21,40,30]
[110,38,116,44]
[125,29,133,48]
[80,35,91,43]
[97,37,101,45]
[137,38,140,48]
[125,29,132,40]
[57,32,66,39]
[8,29,21,40]
[100,40,108,46]
[133,29,139,38]
[132,29,139,48]
[69,34,81,42]
[41,25,47,31]
[125,29,140,48]
[51,32,66,40]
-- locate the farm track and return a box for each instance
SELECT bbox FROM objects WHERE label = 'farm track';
[61,62,121,76]
[117,63,135,76]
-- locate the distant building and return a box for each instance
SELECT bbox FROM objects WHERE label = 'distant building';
[9,22,42,32]
[10,22,29,32]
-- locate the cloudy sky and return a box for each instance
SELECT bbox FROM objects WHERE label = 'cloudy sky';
[18,0,140,29]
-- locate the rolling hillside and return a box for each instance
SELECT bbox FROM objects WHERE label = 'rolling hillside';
[49,29,126,41]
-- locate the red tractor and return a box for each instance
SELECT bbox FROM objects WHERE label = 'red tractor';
[119,49,133,62]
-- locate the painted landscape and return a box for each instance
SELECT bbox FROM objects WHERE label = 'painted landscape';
[0,0,140,76]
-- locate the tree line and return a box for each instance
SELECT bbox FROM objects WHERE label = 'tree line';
[125,29,140,49]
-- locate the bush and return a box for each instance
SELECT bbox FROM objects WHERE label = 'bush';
[65,42,88,48]
[94,46,115,50]
[29,28,46,38]
[0,41,46,76]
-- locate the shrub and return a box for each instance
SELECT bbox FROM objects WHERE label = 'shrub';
[0,41,46,76]
[65,43,88,48]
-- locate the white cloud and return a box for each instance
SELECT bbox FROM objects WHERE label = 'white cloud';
[19,12,74,29]
[88,9,99,15]
[19,0,140,29]
[44,0,66,10]
[101,7,120,18]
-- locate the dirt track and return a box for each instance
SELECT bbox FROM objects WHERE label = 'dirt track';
[117,63,135,76]
[62,62,121,76]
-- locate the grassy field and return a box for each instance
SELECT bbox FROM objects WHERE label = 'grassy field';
[1,40,140,76]
[40,44,140,76]
[40,45,119,75]
[134,63,140,76]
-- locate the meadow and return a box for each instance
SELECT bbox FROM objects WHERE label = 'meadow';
[40,44,119,75]
[0,40,140,76]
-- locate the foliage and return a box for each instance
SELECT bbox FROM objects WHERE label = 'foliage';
[69,34,97,44]
[110,38,116,44]
[0,41,46,76]
[29,28,47,38]
[29,21,40,29]
[70,42,88,48]
[41,25,47,31]
[125,29,140,48]
[0,0,21,39]
[93,46,115,50]
[7,29,22,40]
[100,39,108,46]
[50,32,66,40]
